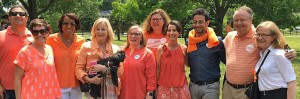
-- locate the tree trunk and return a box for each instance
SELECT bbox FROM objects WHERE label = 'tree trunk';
[28,0,37,21]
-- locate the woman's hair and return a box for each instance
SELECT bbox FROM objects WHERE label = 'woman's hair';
[256,21,286,49]
[29,19,49,32]
[124,25,146,50]
[167,20,182,34]
[90,18,114,43]
[57,13,81,33]
[142,9,170,35]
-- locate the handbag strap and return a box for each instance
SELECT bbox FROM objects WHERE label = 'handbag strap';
[256,50,271,75]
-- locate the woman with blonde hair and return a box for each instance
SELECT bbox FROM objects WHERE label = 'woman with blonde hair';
[118,25,156,99]
[75,18,120,99]
[255,21,296,99]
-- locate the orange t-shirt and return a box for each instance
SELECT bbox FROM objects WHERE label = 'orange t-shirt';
[144,32,167,57]
[46,33,85,88]
[14,45,61,99]
[0,26,32,90]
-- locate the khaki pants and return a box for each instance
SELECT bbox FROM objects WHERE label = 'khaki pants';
[222,81,249,99]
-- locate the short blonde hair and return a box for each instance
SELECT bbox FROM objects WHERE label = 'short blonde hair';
[256,21,286,49]
[124,25,146,50]
[91,18,114,43]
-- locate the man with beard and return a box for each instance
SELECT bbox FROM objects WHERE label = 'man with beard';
[0,5,31,99]
[186,8,226,99]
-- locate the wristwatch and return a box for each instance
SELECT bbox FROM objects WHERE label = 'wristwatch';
[147,92,153,96]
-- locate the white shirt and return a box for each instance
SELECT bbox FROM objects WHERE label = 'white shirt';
[255,45,296,91]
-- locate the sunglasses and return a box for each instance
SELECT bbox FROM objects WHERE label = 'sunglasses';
[31,29,48,36]
[62,22,76,26]
[9,12,27,16]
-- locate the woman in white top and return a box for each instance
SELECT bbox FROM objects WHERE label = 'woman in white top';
[255,21,296,99]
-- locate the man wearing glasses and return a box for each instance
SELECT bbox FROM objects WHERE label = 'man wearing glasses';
[222,6,297,99]
[0,5,31,99]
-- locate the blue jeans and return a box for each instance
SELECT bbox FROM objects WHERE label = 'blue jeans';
[4,90,15,99]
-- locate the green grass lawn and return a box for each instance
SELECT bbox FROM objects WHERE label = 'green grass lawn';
[80,33,300,98]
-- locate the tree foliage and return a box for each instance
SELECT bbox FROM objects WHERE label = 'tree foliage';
[241,0,300,29]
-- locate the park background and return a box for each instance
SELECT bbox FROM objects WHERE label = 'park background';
[1,0,299,98]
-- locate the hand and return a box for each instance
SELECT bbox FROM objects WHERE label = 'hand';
[0,85,4,99]
[87,75,103,84]
[91,64,107,72]
[285,49,297,60]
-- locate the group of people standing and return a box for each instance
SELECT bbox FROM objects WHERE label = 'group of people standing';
[0,4,297,99]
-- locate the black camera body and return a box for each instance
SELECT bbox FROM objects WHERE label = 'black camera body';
[80,51,125,99]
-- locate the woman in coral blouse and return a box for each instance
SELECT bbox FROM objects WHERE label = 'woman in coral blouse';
[156,20,191,99]
[75,18,120,99]
[46,13,85,99]
[118,25,156,99]
[14,19,61,99]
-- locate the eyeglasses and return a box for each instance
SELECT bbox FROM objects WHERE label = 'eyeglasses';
[129,32,141,36]
[151,18,163,22]
[254,33,274,38]
[62,22,76,26]
[31,29,48,36]
[9,12,27,16]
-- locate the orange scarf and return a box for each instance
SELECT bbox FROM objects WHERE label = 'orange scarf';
[187,27,219,53]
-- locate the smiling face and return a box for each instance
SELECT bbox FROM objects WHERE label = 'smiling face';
[94,22,108,41]
[128,28,142,47]
[167,24,180,41]
[193,15,209,36]
[32,25,49,45]
[233,10,253,37]
[61,16,76,34]
[150,14,164,31]
[256,27,275,51]
[8,7,28,27]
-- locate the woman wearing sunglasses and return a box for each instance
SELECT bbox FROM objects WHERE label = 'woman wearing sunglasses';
[14,19,61,99]
[46,13,85,99]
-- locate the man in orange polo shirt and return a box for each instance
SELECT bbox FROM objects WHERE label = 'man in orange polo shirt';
[222,6,297,99]
[0,5,31,99]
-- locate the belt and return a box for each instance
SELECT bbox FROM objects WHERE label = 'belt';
[260,88,287,96]
[191,79,219,86]
[227,81,251,89]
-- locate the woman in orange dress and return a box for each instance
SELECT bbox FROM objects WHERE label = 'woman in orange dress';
[14,19,61,99]
[156,20,191,99]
